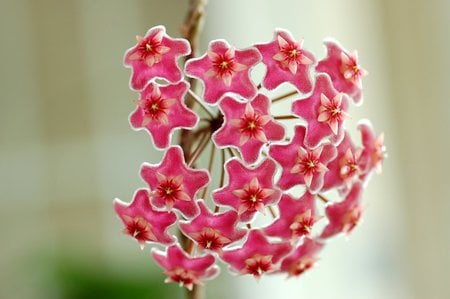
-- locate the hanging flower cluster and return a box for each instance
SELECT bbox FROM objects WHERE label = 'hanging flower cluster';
[114,26,386,290]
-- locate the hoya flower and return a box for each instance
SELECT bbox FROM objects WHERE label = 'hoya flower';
[179,200,247,252]
[113,189,177,248]
[255,29,315,92]
[212,158,281,222]
[124,26,191,90]
[263,192,317,241]
[221,230,292,279]
[269,125,337,193]
[292,74,350,148]
[185,40,261,104]
[322,133,364,192]
[316,39,368,105]
[213,94,285,163]
[152,244,219,290]
[279,238,324,277]
[129,81,198,149]
[358,120,386,178]
[321,182,363,239]
[140,146,210,218]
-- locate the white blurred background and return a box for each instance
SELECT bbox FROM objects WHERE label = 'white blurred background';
[1,0,449,299]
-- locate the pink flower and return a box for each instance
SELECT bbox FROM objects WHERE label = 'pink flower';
[255,29,315,92]
[279,238,324,277]
[113,189,177,248]
[321,182,363,239]
[263,192,317,241]
[322,133,364,192]
[212,158,281,222]
[129,81,198,149]
[185,40,261,104]
[221,230,292,279]
[292,74,350,148]
[179,200,247,252]
[140,146,210,218]
[316,39,368,105]
[213,94,285,163]
[124,26,191,90]
[269,125,337,193]
[152,244,219,290]
[358,120,386,178]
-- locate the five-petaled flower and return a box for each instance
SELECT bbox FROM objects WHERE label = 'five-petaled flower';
[152,244,219,290]
[321,182,364,238]
[316,39,368,105]
[124,26,191,90]
[213,158,281,222]
[292,74,350,148]
[179,200,247,252]
[255,29,315,93]
[264,192,317,241]
[279,238,324,277]
[185,40,261,104]
[269,125,337,193]
[222,230,292,279]
[140,146,210,218]
[213,94,285,163]
[130,81,198,149]
[114,189,177,248]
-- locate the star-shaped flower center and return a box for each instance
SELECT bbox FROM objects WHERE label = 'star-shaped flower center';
[136,86,176,126]
[273,35,313,74]
[230,103,271,145]
[131,32,170,67]
[243,254,273,278]
[340,148,362,181]
[205,47,247,86]
[165,267,199,290]
[342,207,362,234]
[122,215,156,247]
[318,93,349,135]
[191,227,231,251]
[155,173,191,210]
[291,147,328,187]
[340,51,367,87]
[233,177,275,215]
[288,257,315,277]
[289,210,315,238]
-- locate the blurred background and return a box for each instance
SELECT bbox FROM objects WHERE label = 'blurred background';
[1,0,449,298]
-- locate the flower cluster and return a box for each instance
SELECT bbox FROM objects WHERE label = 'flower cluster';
[115,26,386,290]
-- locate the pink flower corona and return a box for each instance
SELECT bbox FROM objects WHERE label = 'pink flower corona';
[116,25,386,291]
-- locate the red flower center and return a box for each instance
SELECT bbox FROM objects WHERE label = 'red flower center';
[157,178,183,201]
[165,267,198,289]
[192,228,231,251]
[123,216,155,244]
[289,258,315,276]
[290,212,314,238]
[245,254,273,277]
[342,207,362,233]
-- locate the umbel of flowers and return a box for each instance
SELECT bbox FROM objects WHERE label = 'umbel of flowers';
[114,26,385,290]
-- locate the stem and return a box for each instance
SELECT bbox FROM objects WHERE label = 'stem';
[271,90,298,104]
[187,131,211,167]
[200,143,216,199]
[317,193,329,203]
[180,2,207,299]
[274,115,298,120]
[188,89,215,119]
[268,206,277,218]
